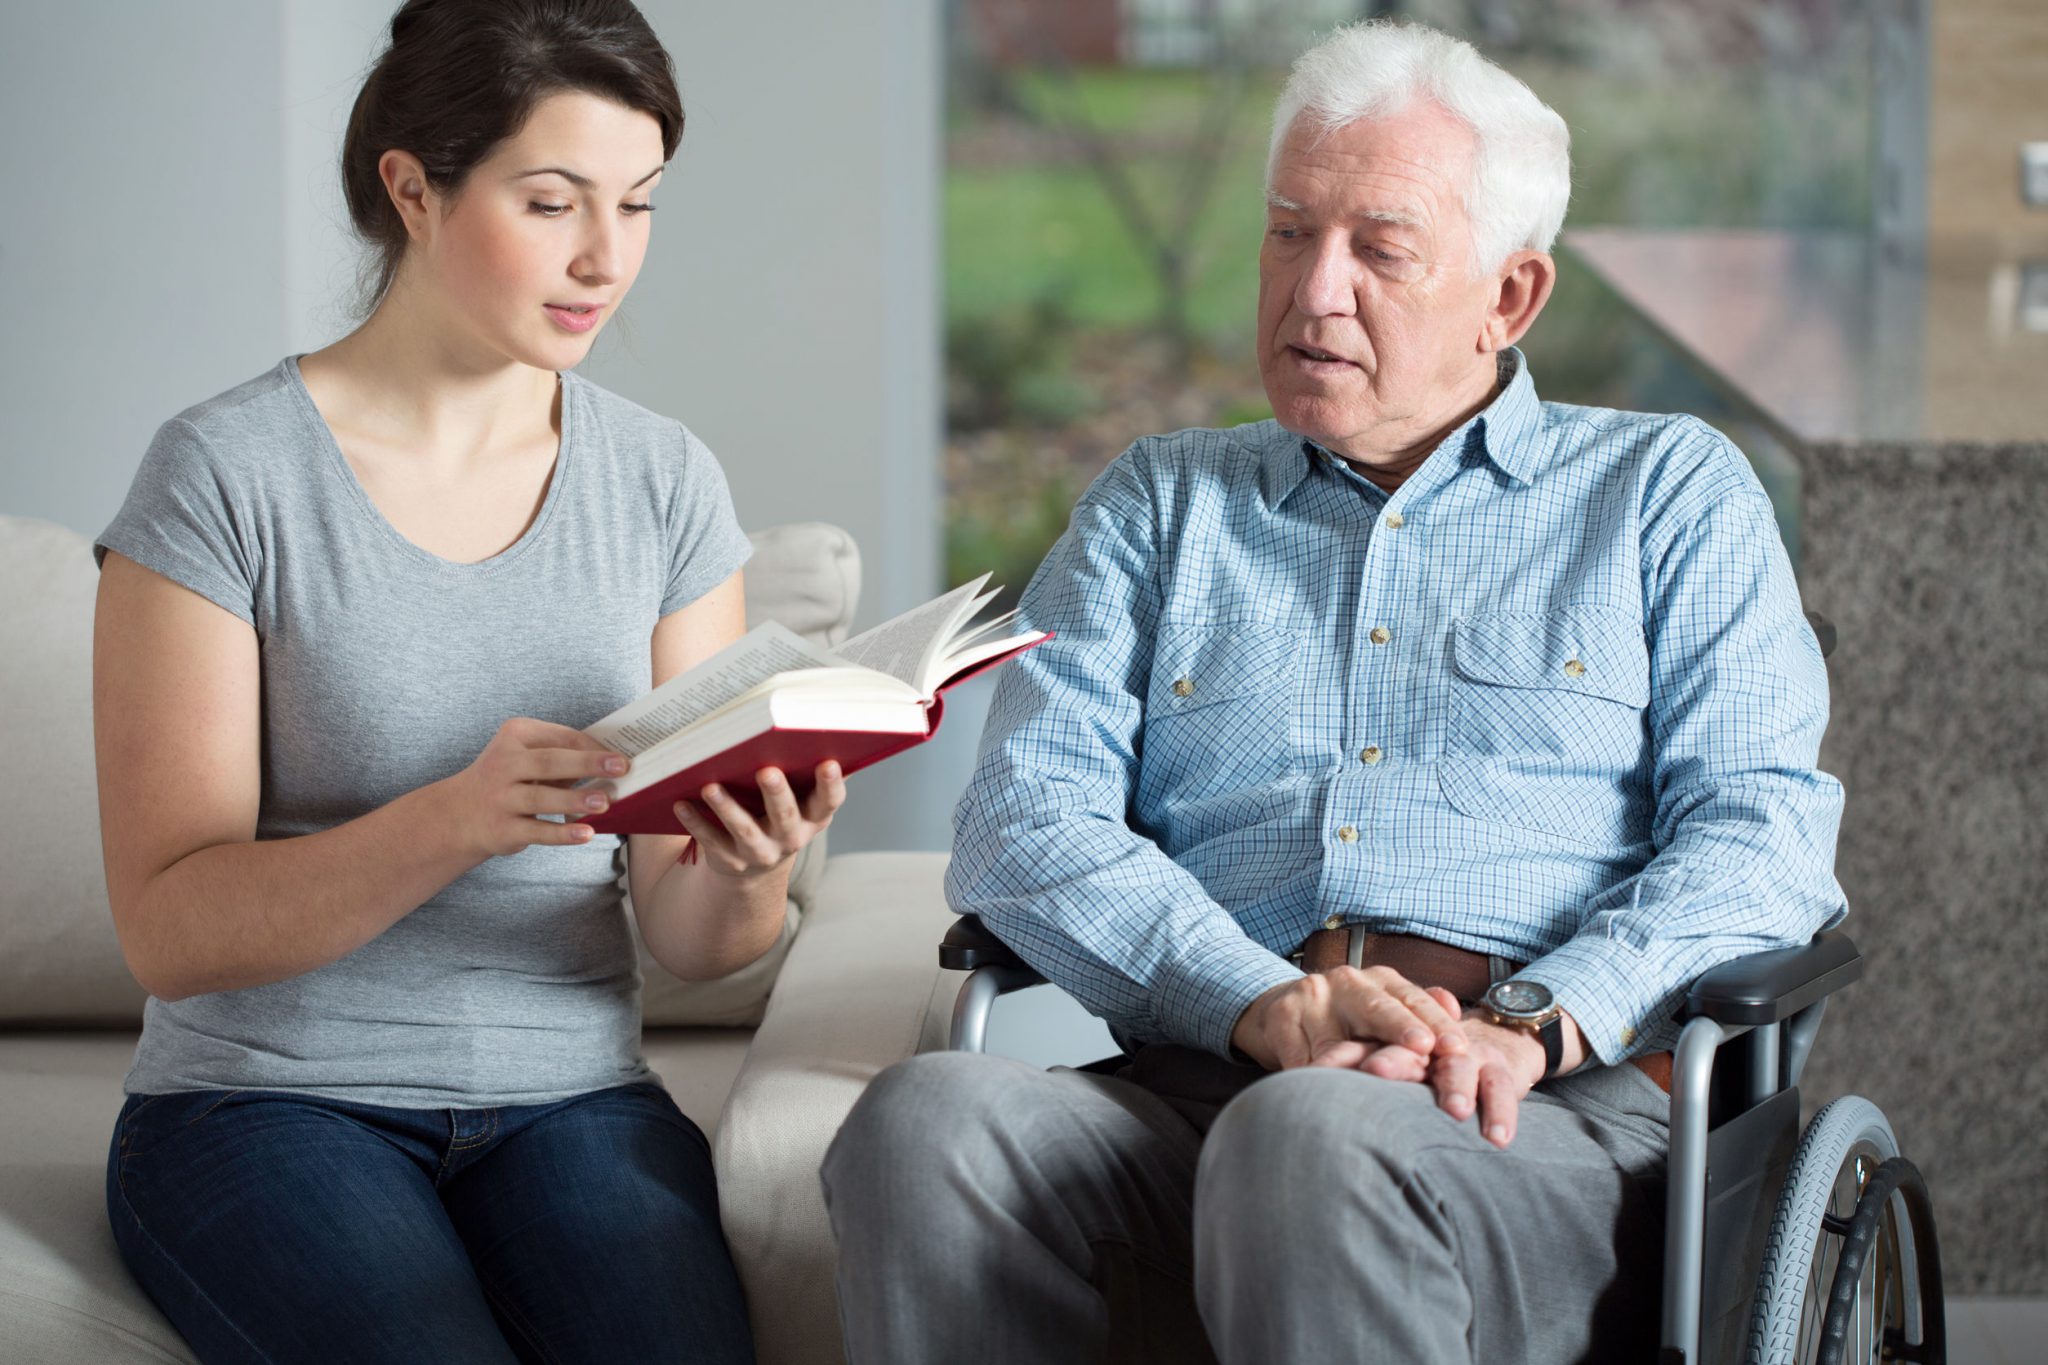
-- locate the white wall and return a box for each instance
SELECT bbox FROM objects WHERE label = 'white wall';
[1,2,292,532]
[0,0,955,852]
[577,0,942,638]
[280,0,391,348]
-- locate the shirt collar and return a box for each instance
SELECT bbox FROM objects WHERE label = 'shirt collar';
[1259,426,1320,508]
[1263,347,1544,499]
[1467,346,1543,485]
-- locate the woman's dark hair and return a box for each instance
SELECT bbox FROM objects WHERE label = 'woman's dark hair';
[340,0,684,320]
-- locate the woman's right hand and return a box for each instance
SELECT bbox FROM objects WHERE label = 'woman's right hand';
[436,717,631,860]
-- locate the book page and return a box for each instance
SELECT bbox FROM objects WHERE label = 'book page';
[935,629,1049,688]
[835,573,994,696]
[585,622,847,756]
[946,608,1022,657]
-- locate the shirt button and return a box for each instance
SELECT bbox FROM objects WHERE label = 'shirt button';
[1620,1025,1637,1047]
[1563,659,1586,679]
[1323,912,1345,931]
[1385,512,1405,529]
[1172,677,1195,697]
[1336,825,1359,843]
[1369,626,1391,645]
[1360,745,1383,764]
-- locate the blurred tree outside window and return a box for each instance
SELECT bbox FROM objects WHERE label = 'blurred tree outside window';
[945,0,1877,604]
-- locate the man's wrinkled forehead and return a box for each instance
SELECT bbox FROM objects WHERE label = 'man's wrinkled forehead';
[1266,190,1425,233]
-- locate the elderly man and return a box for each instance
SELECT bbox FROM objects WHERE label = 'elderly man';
[821,19,1844,1365]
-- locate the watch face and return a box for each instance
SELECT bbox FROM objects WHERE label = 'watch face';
[1490,980,1554,1017]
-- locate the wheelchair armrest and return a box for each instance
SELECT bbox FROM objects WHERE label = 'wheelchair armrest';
[940,913,1040,976]
[1682,928,1862,1026]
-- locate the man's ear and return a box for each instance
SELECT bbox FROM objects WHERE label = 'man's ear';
[1480,250,1556,353]
[378,149,438,245]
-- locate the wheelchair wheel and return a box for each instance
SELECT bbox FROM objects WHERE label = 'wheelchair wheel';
[1748,1096,1944,1364]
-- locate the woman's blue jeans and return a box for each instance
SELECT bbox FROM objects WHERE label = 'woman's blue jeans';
[105,1080,754,1364]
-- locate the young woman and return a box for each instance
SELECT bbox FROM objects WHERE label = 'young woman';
[90,2,839,1360]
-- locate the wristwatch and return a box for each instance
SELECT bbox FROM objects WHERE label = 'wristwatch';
[1481,979,1565,1078]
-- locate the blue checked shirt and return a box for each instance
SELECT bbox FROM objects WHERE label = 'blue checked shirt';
[946,348,1847,1066]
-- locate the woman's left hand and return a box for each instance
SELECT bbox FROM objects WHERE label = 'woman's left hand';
[671,760,845,880]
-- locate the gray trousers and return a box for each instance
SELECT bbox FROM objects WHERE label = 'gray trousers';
[819,1043,1670,1364]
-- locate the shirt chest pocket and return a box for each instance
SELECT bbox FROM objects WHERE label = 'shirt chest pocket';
[1139,622,1298,804]
[1438,608,1653,846]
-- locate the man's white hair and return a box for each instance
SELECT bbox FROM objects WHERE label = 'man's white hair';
[1266,20,1571,275]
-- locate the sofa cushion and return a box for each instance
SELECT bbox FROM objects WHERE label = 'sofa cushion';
[639,1026,756,1133]
[0,1033,196,1363]
[0,516,144,1026]
[0,515,858,1029]
[712,851,962,1365]
[738,520,860,652]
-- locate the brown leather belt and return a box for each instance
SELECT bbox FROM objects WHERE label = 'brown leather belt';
[1294,925,1505,1001]
[1293,924,1672,1094]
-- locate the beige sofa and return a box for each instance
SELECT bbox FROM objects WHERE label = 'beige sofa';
[0,513,966,1365]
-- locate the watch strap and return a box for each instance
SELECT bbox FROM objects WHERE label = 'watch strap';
[1534,1011,1564,1078]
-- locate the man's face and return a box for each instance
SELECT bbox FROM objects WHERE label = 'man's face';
[1257,101,1501,460]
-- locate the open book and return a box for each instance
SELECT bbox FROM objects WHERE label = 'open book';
[573,574,1049,835]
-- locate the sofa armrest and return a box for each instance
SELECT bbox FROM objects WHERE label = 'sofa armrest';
[711,851,961,1365]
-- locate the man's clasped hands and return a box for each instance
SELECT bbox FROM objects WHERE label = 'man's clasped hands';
[1230,967,1590,1149]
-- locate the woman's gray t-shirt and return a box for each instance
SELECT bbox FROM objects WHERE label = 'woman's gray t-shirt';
[92,354,753,1108]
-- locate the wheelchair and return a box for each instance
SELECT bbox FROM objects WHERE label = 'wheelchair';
[936,617,1945,1365]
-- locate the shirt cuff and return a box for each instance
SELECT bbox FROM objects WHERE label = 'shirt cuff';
[1514,937,1680,1067]
[1151,930,1304,1060]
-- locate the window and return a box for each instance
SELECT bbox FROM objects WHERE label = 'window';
[945,0,1875,588]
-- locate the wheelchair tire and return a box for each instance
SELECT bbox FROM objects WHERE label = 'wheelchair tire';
[1748,1096,1925,1365]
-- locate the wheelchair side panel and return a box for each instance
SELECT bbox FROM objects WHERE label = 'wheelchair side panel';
[1699,1087,1802,1364]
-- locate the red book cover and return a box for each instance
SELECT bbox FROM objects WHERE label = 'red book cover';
[583,633,1048,836]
